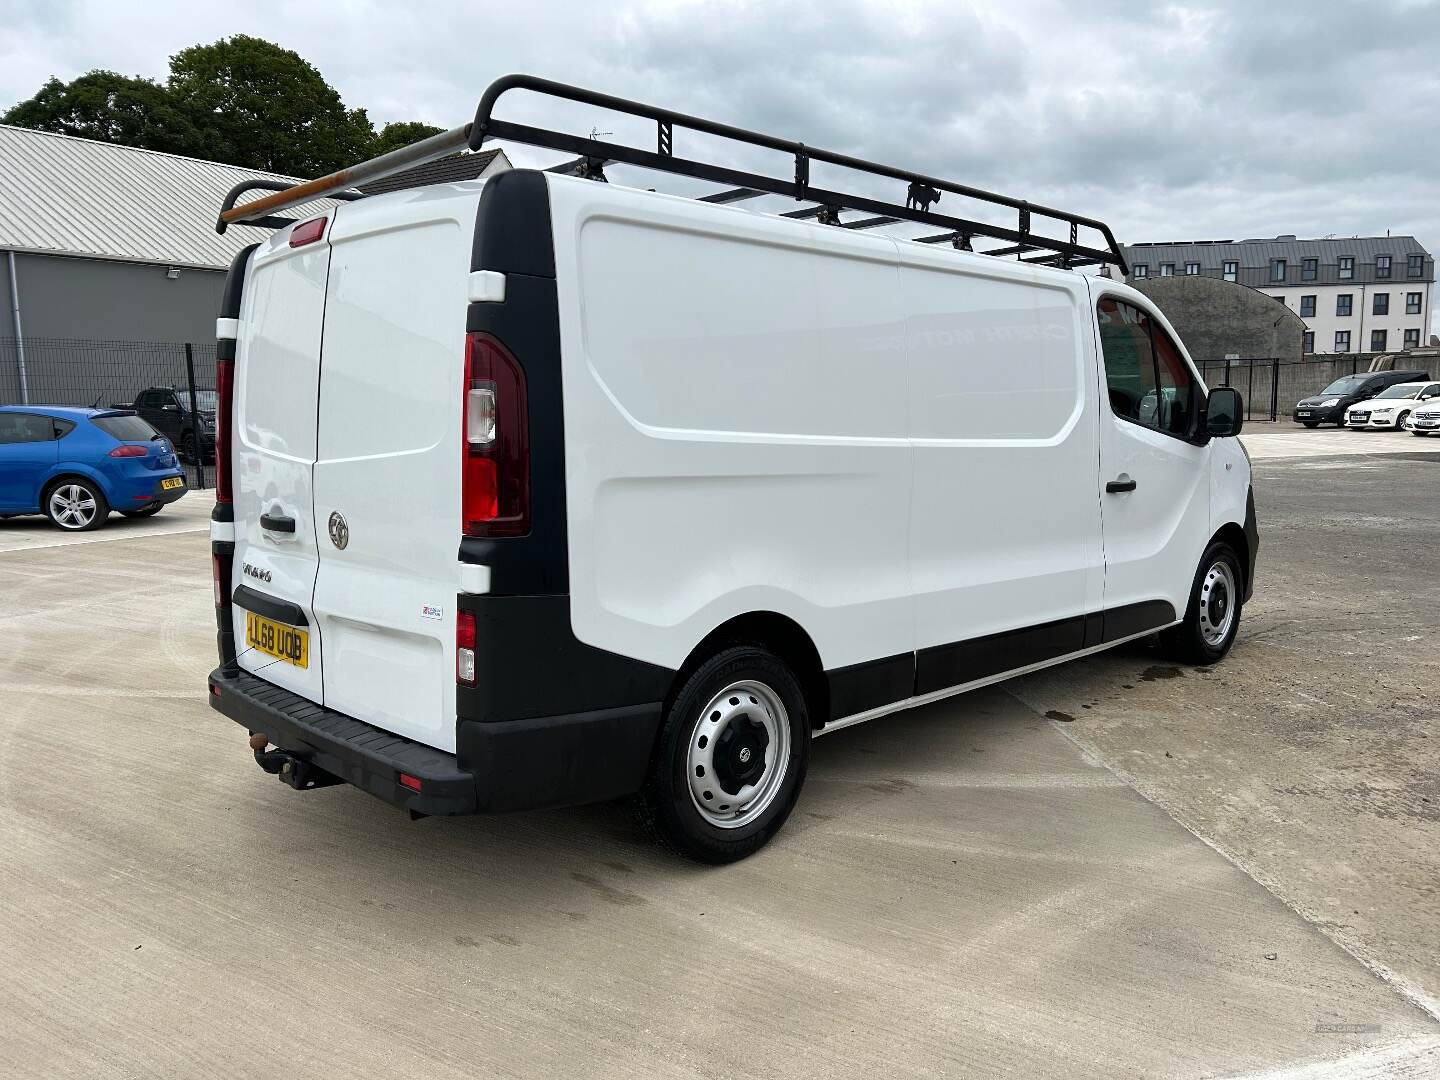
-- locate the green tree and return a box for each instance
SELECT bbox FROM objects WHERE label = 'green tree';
[2,71,199,154]
[371,121,445,157]
[166,35,375,175]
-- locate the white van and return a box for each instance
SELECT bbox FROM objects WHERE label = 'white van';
[207,77,1256,862]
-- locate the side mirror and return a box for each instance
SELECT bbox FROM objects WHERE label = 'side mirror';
[1206,386,1244,438]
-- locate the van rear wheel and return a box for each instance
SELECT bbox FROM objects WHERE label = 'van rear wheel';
[1162,541,1243,665]
[637,645,809,864]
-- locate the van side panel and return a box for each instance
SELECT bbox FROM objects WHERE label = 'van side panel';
[549,178,914,674]
[310,192,477,753]
[898,251,1104,689]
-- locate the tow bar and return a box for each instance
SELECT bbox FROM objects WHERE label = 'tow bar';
[254,747,343,791]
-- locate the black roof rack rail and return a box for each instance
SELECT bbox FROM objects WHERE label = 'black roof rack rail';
[215,74,1128,274]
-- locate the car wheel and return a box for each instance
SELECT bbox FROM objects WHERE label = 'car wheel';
[121,503,164,519]
[1396,412,1411,431]
[178,432,197,464]
[1162,542,1244,666]
[636,645,809,864]
[44,479,109,532]
[1302,422,1319,428]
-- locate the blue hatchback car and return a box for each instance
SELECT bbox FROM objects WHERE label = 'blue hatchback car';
[0,406,188,531]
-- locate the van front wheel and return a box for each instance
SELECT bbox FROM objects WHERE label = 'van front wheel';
[1162,542,1244,665]
[638,646,809,864]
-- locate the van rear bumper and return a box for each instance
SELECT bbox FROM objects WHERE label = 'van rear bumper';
[208,666,664,815]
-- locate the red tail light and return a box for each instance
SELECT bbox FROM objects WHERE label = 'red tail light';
[216,357,235,504]
[462,333,529,536]
[212,553,232,609]
[108,444,147,458]
[456,610,477,686]
[289,216,327,248]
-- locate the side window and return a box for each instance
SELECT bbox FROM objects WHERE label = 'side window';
[0,413,56,444]
[1097,298,1157,424]
[1097,297,1196,438]
[53,418,76,439]
[135,390,157,409]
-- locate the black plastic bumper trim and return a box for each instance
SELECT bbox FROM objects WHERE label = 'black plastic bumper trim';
[1242,486,1259,603]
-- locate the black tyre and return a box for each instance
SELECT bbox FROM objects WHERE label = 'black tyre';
[121,503,164,519]
[43,478,110,532]
[1396,412,1411,432]
[1162,542,1244,665]
[179,431,197,464]
[637,645,809,864]
[1302,421,1319,428]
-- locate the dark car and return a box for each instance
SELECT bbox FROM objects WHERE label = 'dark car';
[1293,370,1431,427]
[124,386,217,462]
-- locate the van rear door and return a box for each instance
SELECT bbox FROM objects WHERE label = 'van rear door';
[310,193,477,754]
[229,221,333,705]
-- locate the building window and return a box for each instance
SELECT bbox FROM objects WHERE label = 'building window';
[1301,257,1318,281]
[1159,263,1174,277]
[1335,330,1351,351]
[1270,259,1287,281]
[1408,254,1425,278]
[1371,329,1388,352]
[1300,295,1316,318]
[1376,255,1392,279]
[1339,256,1354,280]
[1336,294,1353,317]
[1407,291,1423,314]
[1222,261,1238,282]
[1185,262,1200,275]
[1271,295,1286,304]
[1133,263,1149,278]
[1405,328,1422,348]
[1373,292,1390,315]
[1303,331,1315,354]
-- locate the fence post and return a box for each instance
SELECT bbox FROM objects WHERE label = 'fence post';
[1247,360,1255,419]
[1224,356,1232,388]
[1269,358,1279,421]
[185,344,205,490]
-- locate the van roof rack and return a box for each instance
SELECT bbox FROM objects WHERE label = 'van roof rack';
[216,74,1128,273]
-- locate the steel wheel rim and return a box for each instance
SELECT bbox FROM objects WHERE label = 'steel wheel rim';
[687,679,791,829]
[49,484,97,529]
[1198,560,1237,648]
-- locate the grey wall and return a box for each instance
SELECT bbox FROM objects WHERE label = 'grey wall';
[0,251,225,342]
[1133,276,1305,366]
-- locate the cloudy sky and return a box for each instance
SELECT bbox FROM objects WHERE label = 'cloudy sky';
[4,0,1440,264]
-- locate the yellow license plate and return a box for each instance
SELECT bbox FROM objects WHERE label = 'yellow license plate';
[161,477,184,491]
[245,611,309,669]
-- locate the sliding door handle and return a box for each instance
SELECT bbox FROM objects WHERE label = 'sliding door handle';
[1105,476,1137,494]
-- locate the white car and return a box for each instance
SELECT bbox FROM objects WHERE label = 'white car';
[1345,381,1440,429]
[1405,401,1440,435]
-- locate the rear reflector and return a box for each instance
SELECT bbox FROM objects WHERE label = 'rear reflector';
[289,216,327,248]
[108,444,147,458]
[457,610,476,686]
[398,773,423,793]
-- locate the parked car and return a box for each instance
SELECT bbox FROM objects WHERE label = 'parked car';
[0,406,187,530]
[123,385,217,463]
[1404,401,1440,435]
[206,80,1256,863]
[1292,370,1431,427]
[1344,381,1440,429]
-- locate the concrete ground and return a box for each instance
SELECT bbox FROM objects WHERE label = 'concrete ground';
[2,434,1438,1079]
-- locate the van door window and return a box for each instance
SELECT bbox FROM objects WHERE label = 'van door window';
[1097,297,1197,438]
[1096,298,1157,424]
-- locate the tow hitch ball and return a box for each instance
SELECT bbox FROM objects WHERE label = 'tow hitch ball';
[254,747,342,791]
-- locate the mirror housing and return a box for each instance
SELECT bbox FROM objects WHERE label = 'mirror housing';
[1206,386,1244,438]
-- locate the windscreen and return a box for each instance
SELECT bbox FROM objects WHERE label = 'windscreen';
[93,414,162,441]
[1375,384,1422,399]
[1321,375,1369,394]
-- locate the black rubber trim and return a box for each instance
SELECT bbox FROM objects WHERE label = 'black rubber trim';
[231,585,309,627]
[209,668,476,816]
[826,652,913,722]
[455,593,673,723]
[461,174,566,595]
[219,244,258,319]
[1242,486,1259,603]
[470,169,555,278]
[1100,600,1177,643]
[458,703,663,811]
[916,615,1087,695]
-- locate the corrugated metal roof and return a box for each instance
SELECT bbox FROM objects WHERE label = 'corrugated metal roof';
[0,125,345,269]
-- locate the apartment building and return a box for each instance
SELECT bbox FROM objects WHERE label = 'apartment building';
[1115,236,1434,355]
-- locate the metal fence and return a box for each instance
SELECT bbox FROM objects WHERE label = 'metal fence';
[0,337,217,487]
[1197,355,1387,422]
